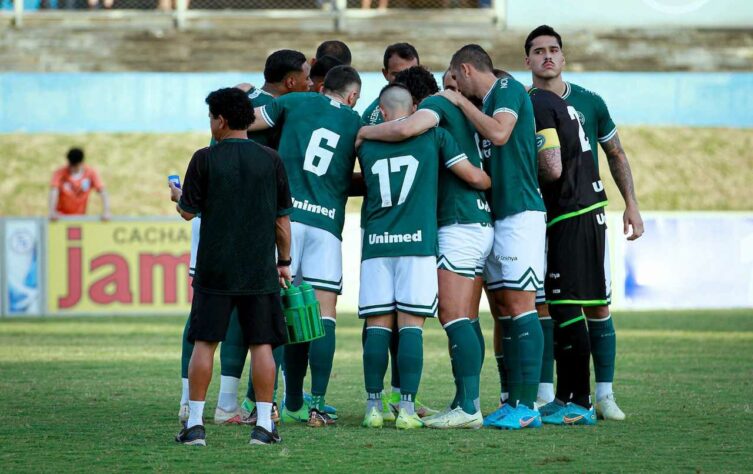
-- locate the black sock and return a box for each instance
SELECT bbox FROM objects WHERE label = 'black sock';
[551,305,592,409]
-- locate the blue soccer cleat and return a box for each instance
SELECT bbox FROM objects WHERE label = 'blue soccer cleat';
[491,405,542,430]
[542,403,597,426]
[538,400,564,418]
[482,403,514,427]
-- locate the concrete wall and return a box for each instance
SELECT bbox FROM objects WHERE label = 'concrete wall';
[506,0,753,29]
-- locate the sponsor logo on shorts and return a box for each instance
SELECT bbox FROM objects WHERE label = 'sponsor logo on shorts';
[597,213,606,225]
[592,180,604,193]
[549,272,560,279]
[368,230,423,245]
[497,255,518,262]
[292,197,336,220]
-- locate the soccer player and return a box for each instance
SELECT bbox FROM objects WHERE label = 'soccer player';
[248,65,362,427]
[361,43,420,126]
[358,83,490,429]
[310,55,343,93]
[358,66,493,429]
[525,25,645,420]
[528,85,605,426]
[174,87,292,446]
[176,49,311,427]
[441,44,546,430]
[313,40,352,66]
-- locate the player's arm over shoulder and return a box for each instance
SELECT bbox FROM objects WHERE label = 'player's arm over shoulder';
[437,128,490,190]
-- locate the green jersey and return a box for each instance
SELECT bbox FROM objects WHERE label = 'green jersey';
[260,92,361,240]
[561,82,617,172]
[480,76,546,219]
[419,95,491,227]
[362,97,384,125]
[210,87,278,147]
[358,126,467,260]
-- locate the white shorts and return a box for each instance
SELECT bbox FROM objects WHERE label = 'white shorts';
[437,223,494,279]
[291,222,343,294]
[484,210,546,292]
[358,256,438,318]
[189,216,201,277]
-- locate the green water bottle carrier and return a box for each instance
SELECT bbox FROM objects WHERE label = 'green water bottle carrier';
[280,283,325,344]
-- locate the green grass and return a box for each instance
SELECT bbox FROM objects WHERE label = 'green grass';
[0,311,752,472]
[1,127,752,217]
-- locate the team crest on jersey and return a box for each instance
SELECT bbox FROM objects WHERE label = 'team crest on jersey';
[577,111,586,126]
[498,78,509,89]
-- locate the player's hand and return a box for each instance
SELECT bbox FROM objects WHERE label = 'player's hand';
[355,128,365,149]
[169,182,182,203]
[277,265,292,289]
[437,89,462,106]
[623,205,644,241]
[235,82,254,93]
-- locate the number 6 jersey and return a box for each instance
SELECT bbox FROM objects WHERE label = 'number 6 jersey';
[259,92,362,240]
[358,126,467,260]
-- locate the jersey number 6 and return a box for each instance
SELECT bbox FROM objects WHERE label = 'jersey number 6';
[303,128,340,176]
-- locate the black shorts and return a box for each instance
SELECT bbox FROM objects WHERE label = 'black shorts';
[187,289,287,348]
[545,207,608,306]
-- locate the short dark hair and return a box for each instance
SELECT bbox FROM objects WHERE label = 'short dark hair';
[66,147,84,165]
[323,65,361,95]
[524,25,563,56]
[394,66,439,104]
[493,68,512,79]
[264,49,307,83]
[450,44,493,73]
[316,40,352,66]
[311,54,343,80]
[205,87,255,131]
[383,43,419,70]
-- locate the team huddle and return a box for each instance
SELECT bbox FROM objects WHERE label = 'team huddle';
[171,25,644,446]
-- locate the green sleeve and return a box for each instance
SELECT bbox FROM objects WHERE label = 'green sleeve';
[259,94,290,128]
[417,96,446,126]
[491,80,525,120]
[594,94,617,143]
[437,128,468,168]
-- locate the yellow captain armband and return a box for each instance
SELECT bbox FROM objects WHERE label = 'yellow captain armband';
[536,128,560,151]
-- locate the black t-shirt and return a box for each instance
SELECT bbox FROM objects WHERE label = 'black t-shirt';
[179,138,293,295]
[529,88,607,224]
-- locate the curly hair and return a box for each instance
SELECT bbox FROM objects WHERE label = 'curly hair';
[205,87,255,131]
[393,66,439,104]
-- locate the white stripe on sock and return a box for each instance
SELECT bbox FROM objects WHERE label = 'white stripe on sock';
[442,317,470,329]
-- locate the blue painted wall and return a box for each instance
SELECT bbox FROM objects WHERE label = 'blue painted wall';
[1,71,751,133]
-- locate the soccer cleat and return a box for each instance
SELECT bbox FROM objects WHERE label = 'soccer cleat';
[249,423,282,445]
[178,403,190,425]
[303,391,338,416]
[214,406,243,425]
[307,408,336,427]
[595,393,626,421]
[382,399,396,422]
[482,403,513,427]
[386,392,437,419]
[242,402,280,425]
[395,408,424,430]
[491,405,542,430]
[280,404,309,424]
[421,404,452,423]
[240,398,255,418]
[423,407,483,429]
[362,406,384,428]
[415,398,439,418]
[175,424,206,446]
[538,401,564,418]
[542,403,597,426]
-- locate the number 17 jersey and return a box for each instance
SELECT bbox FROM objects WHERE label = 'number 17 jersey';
[260,92,362,240]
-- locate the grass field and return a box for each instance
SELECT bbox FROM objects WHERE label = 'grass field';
[1,310,751,472]
[1,127,752,217]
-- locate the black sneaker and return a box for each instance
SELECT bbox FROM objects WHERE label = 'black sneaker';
[175,424,206,446]
[249,423,281,445]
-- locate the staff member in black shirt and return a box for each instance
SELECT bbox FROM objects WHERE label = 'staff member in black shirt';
[173,87,293,446]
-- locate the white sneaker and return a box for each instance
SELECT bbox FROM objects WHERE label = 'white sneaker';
[421,404,453,422]
[214,406,243,425]
[178,403,190,425]
[423,406,483,429]
[595,393,626,421]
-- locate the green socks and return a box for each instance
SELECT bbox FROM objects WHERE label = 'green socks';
[471,318,485,369]
[283,341,310,411]
[308,318,336,410]
[389,329,401,391]
[397,327,423,403]
[445,318,482,415]
[220,308,247,378]
[181,315,193,379]
[588,315,616,383]
[513,311,544,409]
[540,317,554,384]
[363,326,391,394]
[499,316,520,405]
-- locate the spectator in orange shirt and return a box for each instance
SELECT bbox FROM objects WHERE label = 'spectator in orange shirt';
[48,148,111,221]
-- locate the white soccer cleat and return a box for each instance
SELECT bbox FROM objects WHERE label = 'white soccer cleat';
[421,404,452,423]
[213,406,243,425]
[423,406,483,429]
[178,403,190,425]
[595,393,626,421]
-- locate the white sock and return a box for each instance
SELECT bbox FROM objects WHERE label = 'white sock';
[187,400,205,428]
[217,375,240,412]
[256,402,273,432]
[500,392,509,404]
[180,378,189,405]
[537,383,555,404]
[391,386,400,395]
[399,395,415,416]
[595,382,613,401]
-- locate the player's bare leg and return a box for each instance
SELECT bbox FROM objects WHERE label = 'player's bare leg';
[179,340,219,445]
[584,304,624,420]
[249,343,277,434]
[306,289,338,426]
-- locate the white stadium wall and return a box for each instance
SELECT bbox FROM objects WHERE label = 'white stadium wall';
[2,212,752,316]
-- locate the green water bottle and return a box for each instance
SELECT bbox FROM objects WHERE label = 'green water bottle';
[281,284,323,344]
[299,283,325,340]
